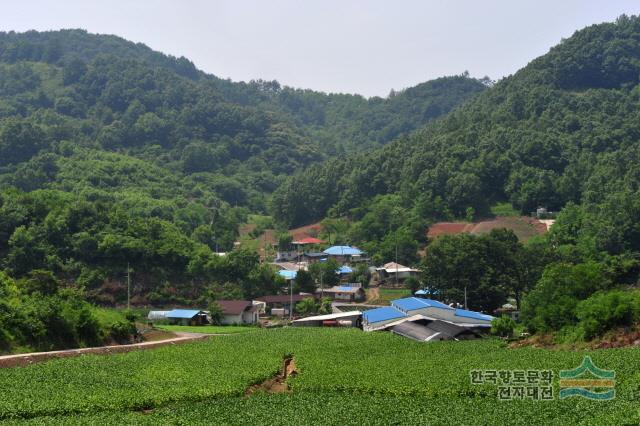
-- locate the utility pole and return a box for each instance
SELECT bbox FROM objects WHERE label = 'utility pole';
[464,286,468,310]
[395,233,399,286]
[289,278,293,321]
[126,262,131,310]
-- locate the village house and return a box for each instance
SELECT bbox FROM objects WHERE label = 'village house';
[319,285,365,302]
[322,245,367,264]
[376,262,421,282]
[217,300,261,325]
[255,294,312,316]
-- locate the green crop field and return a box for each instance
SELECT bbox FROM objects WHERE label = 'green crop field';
[2,329,639,425]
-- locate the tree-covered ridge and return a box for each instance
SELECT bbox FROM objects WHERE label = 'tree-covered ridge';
[273,15,640,242]
[0,28,484,315]
[215,73,488,154]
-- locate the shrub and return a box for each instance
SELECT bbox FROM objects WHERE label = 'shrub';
[491,316,516,338]
[109,320,136,344]
[575,290,640,340]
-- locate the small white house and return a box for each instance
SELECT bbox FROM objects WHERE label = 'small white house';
[217,300,260,325]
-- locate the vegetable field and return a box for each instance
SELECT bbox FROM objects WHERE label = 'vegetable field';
[2,328,639,424]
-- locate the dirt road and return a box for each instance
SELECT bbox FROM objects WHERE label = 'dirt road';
[0,332,210,368]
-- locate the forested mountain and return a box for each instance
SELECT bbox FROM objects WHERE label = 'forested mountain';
[0,29,483,307]
[273,14,640,246]
[271,15,640,341]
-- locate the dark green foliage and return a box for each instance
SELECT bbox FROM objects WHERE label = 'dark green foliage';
[491,316,516,338]
[295,297,318,315]
[422,230,530,313]
[294,270,316,294]
[575,290,640,339]
[521,262,610,333]
[308,258,340,288]
[0,271,106,353]
[108,320,136,344]
[207,300,224,325]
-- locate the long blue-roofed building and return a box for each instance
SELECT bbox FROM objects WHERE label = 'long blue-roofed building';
[362,297,494,331]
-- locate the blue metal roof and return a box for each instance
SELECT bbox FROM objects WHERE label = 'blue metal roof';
[420,298,454,310]
[167,309,202,319]
[454,309,494,322]
[323,246,363,256]
[337,286,359,291]
[278,270,297,280]
[363,306,407,324]
[392,297,454,312]
[336,265,353,274]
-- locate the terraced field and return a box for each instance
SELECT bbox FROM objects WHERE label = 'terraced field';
[2,329,638,425]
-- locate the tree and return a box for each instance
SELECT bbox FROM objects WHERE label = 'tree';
[296,297,318,316]
[521,261,610,333]
[294,270,316,294]
[405,276,421,295]
[208,300,224,325]
[309,258,340,288]
[491,316,516,338]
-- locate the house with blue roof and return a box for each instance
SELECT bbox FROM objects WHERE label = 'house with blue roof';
[166,309,209,326]
[321,284,365,302]
[322,246,367,263]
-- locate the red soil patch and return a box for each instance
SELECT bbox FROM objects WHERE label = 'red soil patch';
[428,217,548,242]
[427,222,475,238]
[289,222,322,241]
[239,223,257,237]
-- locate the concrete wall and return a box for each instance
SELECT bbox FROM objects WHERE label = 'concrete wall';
[220,314,243,325]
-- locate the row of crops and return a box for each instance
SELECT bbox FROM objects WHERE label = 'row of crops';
[7,393,640,425]
[1,328,639,424]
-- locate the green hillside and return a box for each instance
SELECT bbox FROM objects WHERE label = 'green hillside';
[272,15,640,339]
[0,29,483,317]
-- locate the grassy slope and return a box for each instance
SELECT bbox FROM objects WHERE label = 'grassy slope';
[369,287,412,305]
[1,328,639,424]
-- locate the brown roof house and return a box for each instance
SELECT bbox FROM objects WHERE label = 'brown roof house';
[217,300,261,325]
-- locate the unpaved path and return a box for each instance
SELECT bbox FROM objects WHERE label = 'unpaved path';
[0,332,210,368]
[366,286,380,303]
[245,356,297,395]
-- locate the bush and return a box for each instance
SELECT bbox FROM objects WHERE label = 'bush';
[491,316,516,338]
[521,262,609,333]
[575,290,640,340]
[109,320,136,344]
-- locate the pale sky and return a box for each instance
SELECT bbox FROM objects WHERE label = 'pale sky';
[1,1,639,97]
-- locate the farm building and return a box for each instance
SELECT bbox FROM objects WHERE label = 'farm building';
[147,310,171,321]
[323,245,367,263]
[376,262,421,281]
[302,252,328,263]
[255,294,312,316]
[166,309,209,326]
[362,297,493,331]
[292,311,362,327]
[217,300,260,325]
[388,319,481,342]
[320,285,365,302]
